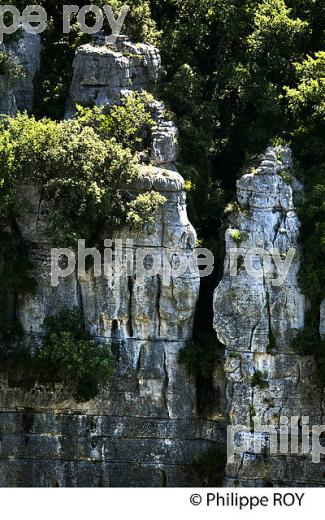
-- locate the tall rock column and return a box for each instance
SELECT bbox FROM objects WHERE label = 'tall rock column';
[214,146,325,486]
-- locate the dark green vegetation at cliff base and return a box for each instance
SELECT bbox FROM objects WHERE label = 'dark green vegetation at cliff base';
[0,307,115,401]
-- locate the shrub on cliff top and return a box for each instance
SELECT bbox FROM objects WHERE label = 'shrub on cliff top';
[0,95,166,247]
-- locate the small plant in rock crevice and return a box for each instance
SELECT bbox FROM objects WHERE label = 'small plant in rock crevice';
[251,370,269,390]
[230,229,243,245]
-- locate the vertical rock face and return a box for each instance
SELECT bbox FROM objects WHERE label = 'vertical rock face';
[16,168,201,424]
[65,36,178,166]
[65,36,161,117]
[0,31,41,115]
[214,147,325,486]
[0,38,224,487]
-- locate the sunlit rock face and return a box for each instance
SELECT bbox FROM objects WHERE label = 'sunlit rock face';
[65,35,161,117]
[0,37,226,487]
[65,36,178,167]
[0,166,219,487]
[214,146,325,486]
[15,167,200,420]
[0,30,41,115]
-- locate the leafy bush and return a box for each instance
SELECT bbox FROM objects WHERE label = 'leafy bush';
[35,308,115,400]
[76,91,155,151]
[0,94,162,247]
[230,229,243,245]
[0,113,137,245]
[126,191,167,229]
[0,51,24,83]
[107,0,160,45]
[298,168,325,305]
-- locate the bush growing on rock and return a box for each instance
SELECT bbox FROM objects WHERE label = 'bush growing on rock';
[251,370,269,390]
[126,191,167,229]
[35,307,115,401]
[0,93,165,247]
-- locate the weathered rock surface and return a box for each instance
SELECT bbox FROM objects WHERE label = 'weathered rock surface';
[65,36,178,166]
[0,412,226,487]
[0,37,226,487]
[0,167,218,486]
[65,35,161,117]
[15,167,200,421]
[214,146,325,486]
[0,31,41,115]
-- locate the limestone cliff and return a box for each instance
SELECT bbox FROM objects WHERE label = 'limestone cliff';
[214,147,325,486]
[0,37,223,487]
[65,35,161,118]
[1,32,323,489]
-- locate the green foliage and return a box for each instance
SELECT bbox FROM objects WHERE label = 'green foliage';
[298,166,325,304]
[35,308,115,400]
[251,370,269,390]
[0,306,115,400]
[279,169,295,184]
[0,96,161,247]
[284,53,325,305]
[0,51,24,84]
[76,91,155,151]
[229,351,241,359]
[156,0,323,222]
[126,191,167,229]
[108,0,160,45]
[230,229,243,245]
[270,136,290,147]
[285,52,325,162]
[247,0,309,75]
[0,113,136,245]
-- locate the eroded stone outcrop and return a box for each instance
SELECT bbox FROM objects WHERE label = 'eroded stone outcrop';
[0,37,224,487]
[65,35,161,117]
[65,36,178,167]
[214,147,325,486]
[15,167,200,417]
[0,166,220,486]
[0,30,41,115]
